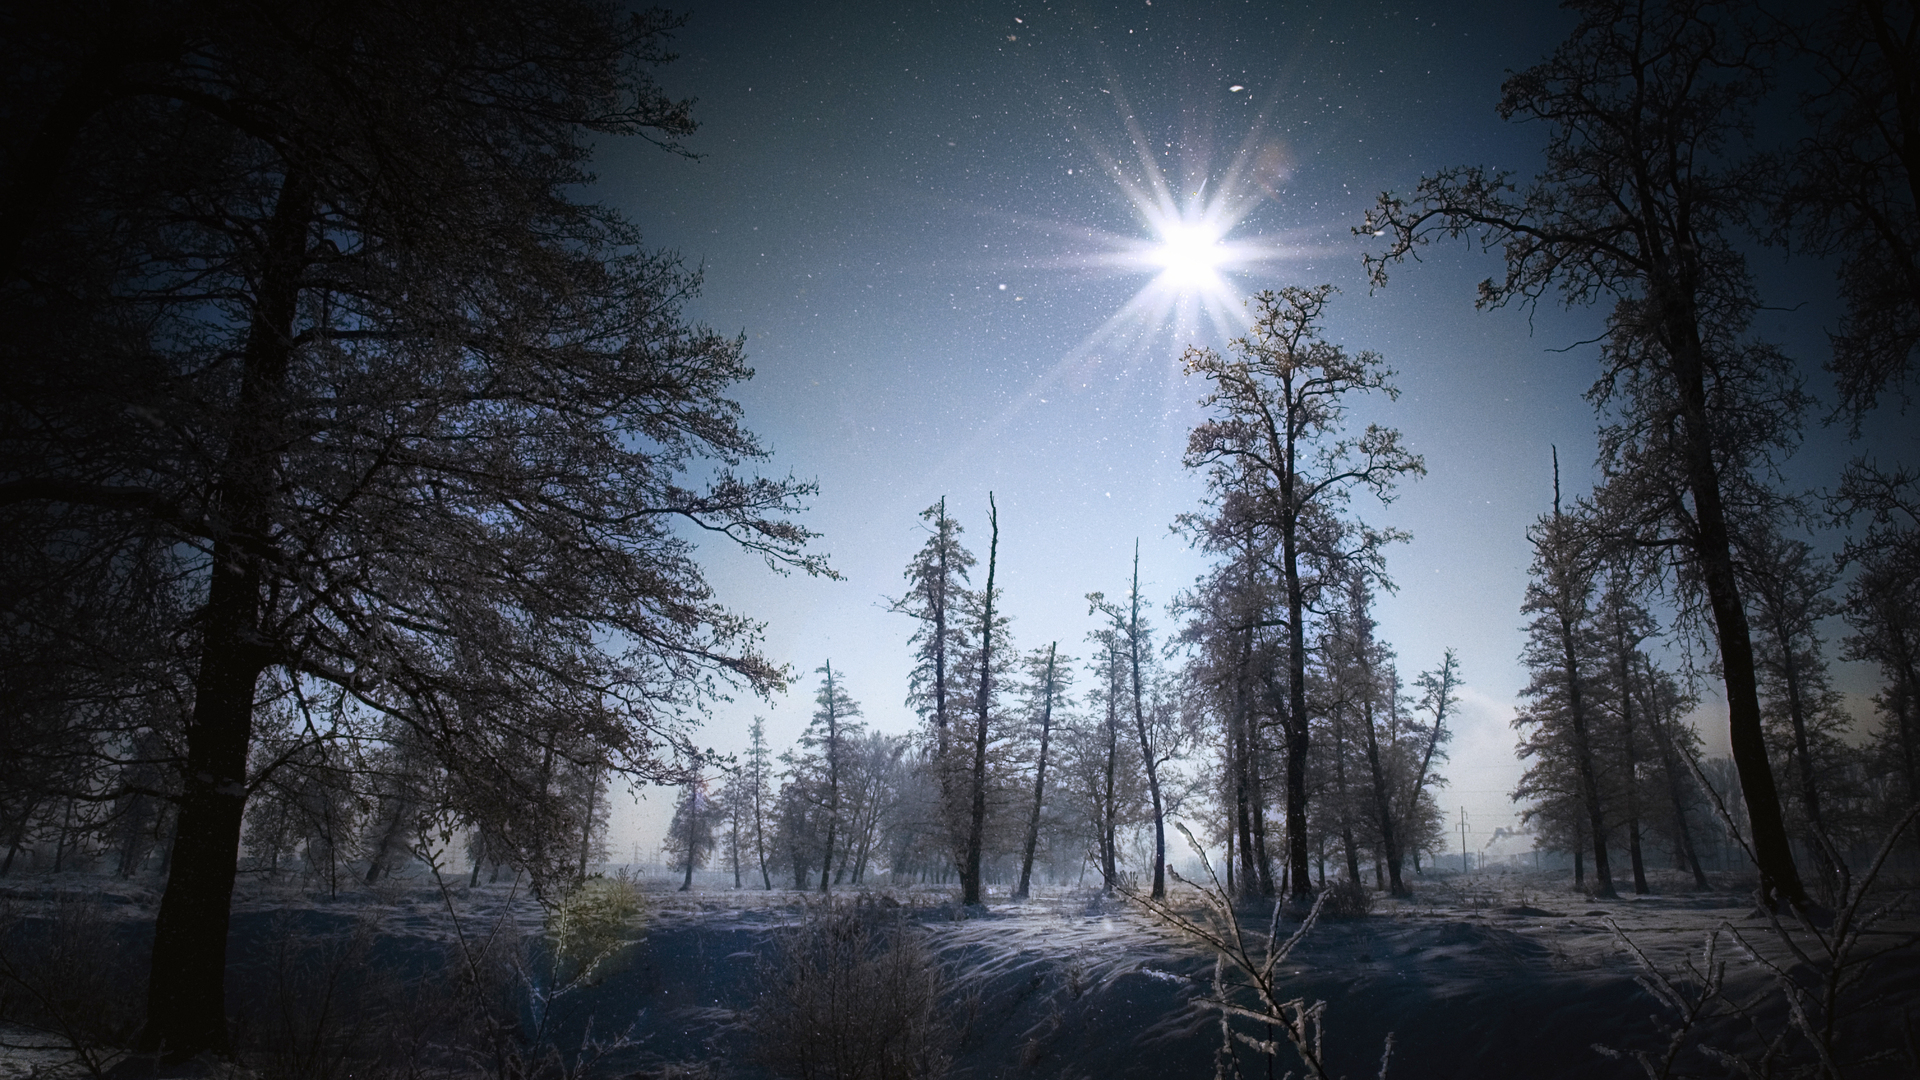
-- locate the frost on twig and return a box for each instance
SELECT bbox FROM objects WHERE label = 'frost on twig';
[1122,822,1393,1080]
[1599,806,1920,1079]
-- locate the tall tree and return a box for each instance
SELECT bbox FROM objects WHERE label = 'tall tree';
[1174,511,1282,899]
[1014,642,1071,901]
[1364,0,1815,912]
[739,718,775,889]
[890,499,975,762]
[1836,466,1920,817]
[1593,565,1656,895]
[1331,575,1411,897]
[1090,544,1177,898]
[958,494,1008,906]
[664,776,715,892]
[1637,656,1713,889]
[1406,650,1460,874]
[797,662,863,893]
[1744,533,1857,889]
[1517,457,1618,898]
[1076,627,1135,893]
[1777,0,1920,418]
[0,2,828,1055]
[1182,284,1423,901]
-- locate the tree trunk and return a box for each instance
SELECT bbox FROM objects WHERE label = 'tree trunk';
[1281,518,1314,900]
[1331,703,1361,885]
[1357,679,1406,897]
[141,168,310,1059]
[1251,713,1276,897]
[1616,649,1649,896]
[1561,623,1616,898]
[961,497,998,906]
[1667,317,1809,913]
[1100,696,1119,893]
[580,773,599,881]
[1774,627,1838,892]
[820,662,840,895]
[1126,546,1167,899]
[1015,643,1057,901]
[1233,632,1259,900]
[1643,658,1711,889]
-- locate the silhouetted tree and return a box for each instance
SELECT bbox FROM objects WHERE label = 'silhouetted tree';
[0,0,827,1054]
[1516,457,1617,898]
[1090,544,1179,898]
[1365,0,1815,912]
[665,776,715,892]
[957,495,1009,906]
[1776,0,1920,418]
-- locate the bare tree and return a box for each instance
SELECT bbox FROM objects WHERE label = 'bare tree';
[1090,544,1178,898]
[1182,284,1423,901]
[1364,0,1815,913]
[1776,0,1920,419]
[1014,642,1071,900]
[958,494,1009,906]
[1405,650,1460,874]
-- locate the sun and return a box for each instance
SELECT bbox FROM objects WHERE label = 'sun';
[1149,220,1229,291]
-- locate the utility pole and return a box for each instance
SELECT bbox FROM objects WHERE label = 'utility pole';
[1458,807,1470,874]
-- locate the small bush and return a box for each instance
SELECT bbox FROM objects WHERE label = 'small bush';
[0,892,145,1064]
[1320,877,1374,920]
[545,872,647,985]
[750,897,951,1080]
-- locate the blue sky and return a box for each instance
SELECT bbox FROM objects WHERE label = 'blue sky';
[589,0,1911,864]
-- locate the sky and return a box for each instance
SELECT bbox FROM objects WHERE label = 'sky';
[590,0,1910,866]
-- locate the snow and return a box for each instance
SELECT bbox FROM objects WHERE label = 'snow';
[3,868,1915,1078]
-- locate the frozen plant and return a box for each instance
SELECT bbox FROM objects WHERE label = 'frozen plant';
[1125,823,1394,1080]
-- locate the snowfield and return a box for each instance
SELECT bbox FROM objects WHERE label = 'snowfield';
[2,867,1915,1078]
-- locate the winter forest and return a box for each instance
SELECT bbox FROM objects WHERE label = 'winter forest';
[2,0,1918,1077]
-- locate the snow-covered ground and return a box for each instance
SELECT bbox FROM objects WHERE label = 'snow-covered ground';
[3,867,1916,1078]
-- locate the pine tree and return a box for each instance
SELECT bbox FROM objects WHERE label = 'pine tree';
[1514,455,1617,897]
[664,777,715,892]
[794,662,864,893]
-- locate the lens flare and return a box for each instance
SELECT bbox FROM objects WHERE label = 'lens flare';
[1150,221,1228,290]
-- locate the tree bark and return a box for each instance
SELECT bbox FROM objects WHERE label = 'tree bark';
[141,168,311,1058]
[1281,516,1314,900]
[1559,608,1616,898]
[819,662,840,895]
[1358,689,1405,896]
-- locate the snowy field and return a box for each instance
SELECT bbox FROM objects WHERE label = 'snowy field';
[3,867,1916,1079]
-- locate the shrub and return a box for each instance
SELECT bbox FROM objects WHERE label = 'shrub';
[0,891,145,1070]
[750,897,951,1080]
[1320,877,1373,920]
[545,872,647,985]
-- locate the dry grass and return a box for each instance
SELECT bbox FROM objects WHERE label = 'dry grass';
[747,896,951,1080]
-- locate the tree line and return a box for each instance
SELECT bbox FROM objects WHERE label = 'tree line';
[662,482,1459,911]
